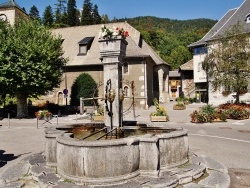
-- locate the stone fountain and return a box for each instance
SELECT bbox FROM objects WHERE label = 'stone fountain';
[44,32,189,185]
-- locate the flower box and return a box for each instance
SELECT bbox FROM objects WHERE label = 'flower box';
[212,118,226,122]
[93,116,105,122]
[173,105,186,110]
[35,110,52,120]
[150,116,168,122]
[99,37,128,57]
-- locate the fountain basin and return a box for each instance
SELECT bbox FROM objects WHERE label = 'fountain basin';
[45,124,188,185]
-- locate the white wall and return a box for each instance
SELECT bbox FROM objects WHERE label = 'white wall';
[193,54,207,83]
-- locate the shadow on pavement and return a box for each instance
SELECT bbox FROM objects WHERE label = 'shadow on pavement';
[0,150,22,168]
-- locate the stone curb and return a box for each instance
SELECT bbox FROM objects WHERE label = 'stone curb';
[0,152,230,188]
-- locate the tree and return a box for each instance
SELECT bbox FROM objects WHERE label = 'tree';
[170,45,191,69]
[42,5,54,27]
[70,73,98,106]
[29,5,40,21]
[101,14,109,24]
[67,0,78,26]
[92,4,101,24]
[0,20,8,103]
[202,23,250,104]
[81,0,93,25]
[0,19,65,118]
[54,0,67,27]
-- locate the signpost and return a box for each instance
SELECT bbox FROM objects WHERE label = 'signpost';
[63,89,68,106]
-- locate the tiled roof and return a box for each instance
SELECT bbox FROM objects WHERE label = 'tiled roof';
[188,9,237,47]
[52,22,169,67]
[209,0,250,41]
[188,0,250,47]
[179,59,193,71]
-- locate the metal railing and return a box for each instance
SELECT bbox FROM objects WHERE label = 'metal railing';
[96,127,118,140]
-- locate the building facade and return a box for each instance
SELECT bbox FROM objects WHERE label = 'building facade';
[50,23,170,109]
[0,0,28,25]
[188,0,250,105]
[0,1,171,109]
[179,59,195,100]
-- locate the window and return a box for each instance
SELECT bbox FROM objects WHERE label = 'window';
[124,86,129,96]
[79,45,87,54]
[78,37,94,56]
[123,62,129,74]
[246,14,250,23]
[197,62,202,72]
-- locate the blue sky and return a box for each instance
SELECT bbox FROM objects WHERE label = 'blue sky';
[1,0,244,20]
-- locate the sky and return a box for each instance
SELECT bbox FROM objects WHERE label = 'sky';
[0,0,245,20]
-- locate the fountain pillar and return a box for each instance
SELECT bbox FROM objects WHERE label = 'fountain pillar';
[99,36,128,129]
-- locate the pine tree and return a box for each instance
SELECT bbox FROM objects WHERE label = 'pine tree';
[54,0,67,27]
[92,4,101,24]
[61,11,69,27]
[55,0,67,13]
[42,5,54,27]
[101,14,109,24]
[81,0,93,25]
[67,0,78,26]
[29,5,40,21]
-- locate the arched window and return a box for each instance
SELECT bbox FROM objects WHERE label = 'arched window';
[246,13,250,23]
[124,86,129,96]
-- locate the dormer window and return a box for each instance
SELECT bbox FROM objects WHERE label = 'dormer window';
[78,37,94,56]
[246,14,250,23]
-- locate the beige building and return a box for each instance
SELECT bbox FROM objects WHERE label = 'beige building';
[179,59,195,99]
[0,0,28,25]
[0,1,171,109]
[188,0,250,105]
[50,23,170,109]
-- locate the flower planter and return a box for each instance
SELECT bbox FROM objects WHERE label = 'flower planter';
[150,116,168,122]
[212,118,226,122]
[93,116,105,122]
[173,105,186,110]
[99,36,128,57]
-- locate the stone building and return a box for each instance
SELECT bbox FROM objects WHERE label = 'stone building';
[50,22,170,109]
[0,0,28,25]
[179,59,195,99]
[188,0,250,105]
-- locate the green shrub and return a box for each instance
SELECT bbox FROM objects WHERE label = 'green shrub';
[190,104,227,123]
[226,106,249,120]
[70,73,98,106]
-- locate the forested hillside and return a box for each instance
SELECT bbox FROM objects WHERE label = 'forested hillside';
[115,16,217,69]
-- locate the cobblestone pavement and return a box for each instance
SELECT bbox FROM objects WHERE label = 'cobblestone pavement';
[0,102,249,187]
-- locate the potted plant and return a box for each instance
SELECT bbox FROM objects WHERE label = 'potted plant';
[35,110,52,120]
[150,98,169,122]
[173,98,186,110]
[99,25,129,40]
[190,104,227,123]
[226,105,249,120]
